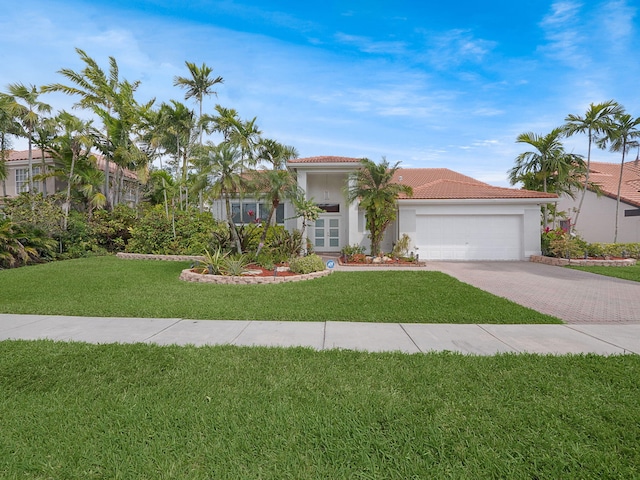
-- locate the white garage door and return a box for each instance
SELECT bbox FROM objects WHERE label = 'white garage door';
[415,215,523,260]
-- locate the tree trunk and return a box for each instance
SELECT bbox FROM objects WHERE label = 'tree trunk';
[614,145,626,243]
[225,194,242,253]
[255,201,277,257]
[572,129,592,233]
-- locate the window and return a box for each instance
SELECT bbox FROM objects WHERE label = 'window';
[230,201,285,225]
[15,167,41,194]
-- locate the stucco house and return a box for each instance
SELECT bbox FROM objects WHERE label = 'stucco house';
[215,156,557,261]
[555,160,640,244]
[1,149,139,205]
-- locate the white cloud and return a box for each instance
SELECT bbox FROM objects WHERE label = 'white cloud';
[423,29,497,70]
[334,32,407,55]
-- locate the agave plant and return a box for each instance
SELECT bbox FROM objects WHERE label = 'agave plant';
[221,253,250,276]
[193,247,228,275]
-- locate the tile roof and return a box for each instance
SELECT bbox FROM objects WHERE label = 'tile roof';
[287,157,556,200]
[288,156,362,164]
[6,149,137,180]
[393,168,557,200]
[586,161,640,208]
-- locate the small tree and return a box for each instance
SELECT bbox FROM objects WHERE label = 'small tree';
[346,157,412,257]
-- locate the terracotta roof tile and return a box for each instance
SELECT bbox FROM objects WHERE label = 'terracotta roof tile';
[587,161,640,208]
[288,156,362,164]
[6,149,137,180]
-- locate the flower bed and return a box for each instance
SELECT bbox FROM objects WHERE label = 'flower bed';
[179,267,331,284]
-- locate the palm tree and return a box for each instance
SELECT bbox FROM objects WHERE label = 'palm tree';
[205,143,248,253]
[31,115,59,197]
[6,83,52,194]
[509,128,584,227]
[346,157,413,257]
[52,111,96,229]
[563,100,622,231]
[42,48,125,206]
[253,139,299,256]
[0,93,22,197]
[173,61,223,145]
[597,112,640,243]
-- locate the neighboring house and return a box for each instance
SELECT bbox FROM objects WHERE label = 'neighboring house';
[556,161,640,244]
[1,149,139,205]
[282,156,556,261]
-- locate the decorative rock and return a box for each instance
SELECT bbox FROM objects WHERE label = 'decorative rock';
[530,255,636,267]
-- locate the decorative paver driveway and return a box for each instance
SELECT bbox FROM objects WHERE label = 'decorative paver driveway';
[427,261,640,324]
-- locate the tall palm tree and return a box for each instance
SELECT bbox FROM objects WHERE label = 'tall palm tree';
[42,48,124,206]
[6,83,52,194]
[597,112,640,243]
[205,143,248,253]
[0,93,22,197]
[52,111,96,229]
[173,61,223,145]
[31,115,59,197]
[563,100,622,231]
[509,128,584,227]
[346,157,413,257]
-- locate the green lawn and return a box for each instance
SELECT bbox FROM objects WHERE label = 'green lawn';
[0,341,637,479]
[0,256,560,323]
[570,263,640,282]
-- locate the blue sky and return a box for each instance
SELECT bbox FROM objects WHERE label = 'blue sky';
[1,0,638,185]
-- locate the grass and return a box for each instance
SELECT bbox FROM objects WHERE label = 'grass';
[0,341,638,479]
[570,263,640,282]
[0,256,560,324]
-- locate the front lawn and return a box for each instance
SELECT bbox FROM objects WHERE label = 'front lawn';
[569,263,640,282]
[0,341,637,479]
[0,256,560,324]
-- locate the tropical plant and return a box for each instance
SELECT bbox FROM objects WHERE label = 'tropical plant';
[563,100,622,232]
[204,143,249,253]
[221,253,251,276]
[5,83,52,194]
[173,61,223,145]
[597,112,640,243]
[288,254,326,274]
[509,128,585,227]
[392,233,412,259]
[291,194,323,254]
[196,247,229,275]
[252,141,299,256]
[346,157,413,257]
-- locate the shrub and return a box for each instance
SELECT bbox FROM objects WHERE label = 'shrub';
[126,205,225,255]
[289,254,326,274]
[392,234,412,258]
[268,228,303,262]
[341,244,365,262]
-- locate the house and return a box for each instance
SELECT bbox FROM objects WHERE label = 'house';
[1,149,139,205]
[283,156,556,261]
[555,161,640,244]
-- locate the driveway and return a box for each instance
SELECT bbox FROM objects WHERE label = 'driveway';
[332,260,640,324]
[425,261,640,324]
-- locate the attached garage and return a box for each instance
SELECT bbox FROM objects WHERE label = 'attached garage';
[287,157,558,261]
[415,214,523,260]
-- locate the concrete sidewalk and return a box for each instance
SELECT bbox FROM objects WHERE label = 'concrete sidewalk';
[1,314,638,355]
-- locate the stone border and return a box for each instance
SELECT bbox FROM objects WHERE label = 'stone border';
[117,253,205,262]
[117,252,332,284]
[179,268,332,285]
[530,255,637,267]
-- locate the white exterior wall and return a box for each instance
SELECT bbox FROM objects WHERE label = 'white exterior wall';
[398,201,543,260]
[557,191,640,243]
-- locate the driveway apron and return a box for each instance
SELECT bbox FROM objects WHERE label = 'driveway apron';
[428,261,640,324]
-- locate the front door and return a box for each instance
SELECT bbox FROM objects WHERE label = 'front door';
[313,216,340,251]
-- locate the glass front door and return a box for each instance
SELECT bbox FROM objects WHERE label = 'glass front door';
[314,217,340,251]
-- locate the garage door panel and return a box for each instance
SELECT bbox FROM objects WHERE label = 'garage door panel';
[415,215,522,261]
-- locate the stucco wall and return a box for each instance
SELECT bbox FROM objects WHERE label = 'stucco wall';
[557,191,640,243]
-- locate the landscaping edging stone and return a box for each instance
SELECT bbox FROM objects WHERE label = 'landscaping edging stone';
[530,255,637,267]
[179,268,332,284]
[117,253,205,262]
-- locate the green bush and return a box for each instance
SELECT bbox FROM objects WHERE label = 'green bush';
[341,243,365,261]
[289,254,326,274]
[126,205,226,255]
